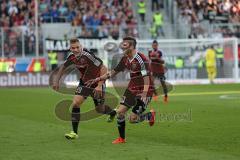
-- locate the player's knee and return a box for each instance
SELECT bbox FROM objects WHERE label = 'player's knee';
[129,114,138,123]
[116,112,125,124]
[72,100,81,107]
[117,111,125,119]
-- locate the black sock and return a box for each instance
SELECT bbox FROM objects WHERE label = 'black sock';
[139,112,152,122]
[72,107,80,134]
[108,109,117,117]
[117,117,125,139]
[163,89,167,97]
[161,80,168,96]
[163,87,168,97]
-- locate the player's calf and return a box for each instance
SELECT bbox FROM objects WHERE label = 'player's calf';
[131,100,156,126]
[66,95,85,138]
[95,104,117,122]
[116,112,126,140]
[95,104,115,115]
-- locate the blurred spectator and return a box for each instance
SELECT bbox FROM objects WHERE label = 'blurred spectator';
[50,4,60,23]
[111,22,120,40]
[222,0,232,13]
[80,25,92,37]
[41,7,51,23]
[152,0,159,11]
[33,59,41,72]
[91,13,101,36]
[48,50,58,70]
[137,0,146,22]
[153,11,165,37]
[149,22,157,39]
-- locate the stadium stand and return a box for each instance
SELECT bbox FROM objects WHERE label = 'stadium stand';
[176,0,240,24]
[40,0,137,39]
[176,0,240,39]
[0,0,138,58]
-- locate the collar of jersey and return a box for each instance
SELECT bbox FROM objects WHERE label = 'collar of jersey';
[128,50,138,63]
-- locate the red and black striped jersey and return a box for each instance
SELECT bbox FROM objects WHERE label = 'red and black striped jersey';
[64,48,103,86]
[148,49,163,63]
[148,49,165,74]
[114,51,154,96]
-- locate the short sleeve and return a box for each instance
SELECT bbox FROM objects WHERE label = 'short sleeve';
[158,50,162,58]
[141,62,150,77]
[140,57,151,77]
[64,53,75,67]
[82,48,103,67]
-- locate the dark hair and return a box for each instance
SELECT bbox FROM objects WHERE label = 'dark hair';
[70,38,79,44]
[123,36,137,48]
[152,40,158,44]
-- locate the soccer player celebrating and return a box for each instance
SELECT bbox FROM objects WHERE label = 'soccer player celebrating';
[148,40,168,103]
[53,38,115,140]
[86,36,156,144]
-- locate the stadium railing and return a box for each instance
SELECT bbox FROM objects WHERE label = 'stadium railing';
[0,27,44,58]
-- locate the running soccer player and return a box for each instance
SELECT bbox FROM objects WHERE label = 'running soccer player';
[148,40,168,103]
[53,38,115,140]
[86,36,156,144]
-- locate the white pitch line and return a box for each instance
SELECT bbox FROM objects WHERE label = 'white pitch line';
[219,95,240,99]
[169,91,240,96]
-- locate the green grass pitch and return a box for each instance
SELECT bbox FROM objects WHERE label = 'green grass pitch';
[0,84,240,160]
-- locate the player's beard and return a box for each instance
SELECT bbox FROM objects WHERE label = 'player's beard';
[123,48,132,57]
[120,41,133,57]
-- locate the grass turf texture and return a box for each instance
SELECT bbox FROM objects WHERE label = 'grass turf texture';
[0,84,240,160]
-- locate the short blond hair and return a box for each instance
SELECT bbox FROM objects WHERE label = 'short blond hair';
[70,38,79,44]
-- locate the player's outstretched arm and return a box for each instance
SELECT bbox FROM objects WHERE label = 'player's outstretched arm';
[93,64,108,98]
[98,65,108,86]
[52,64,66,91]
[52,53,74,91]
[85,69,119,87]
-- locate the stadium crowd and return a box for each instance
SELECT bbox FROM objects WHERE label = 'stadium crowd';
[0,0,39,57]
[177,0,240,38]
[40,0,137,39]
[0,0,136,57]
[177,0,240,23]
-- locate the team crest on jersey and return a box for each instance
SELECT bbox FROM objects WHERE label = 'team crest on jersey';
[131,63,137,70]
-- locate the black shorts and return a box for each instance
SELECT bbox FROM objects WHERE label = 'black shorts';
[120,89,152,115]
[75,81,105,106]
